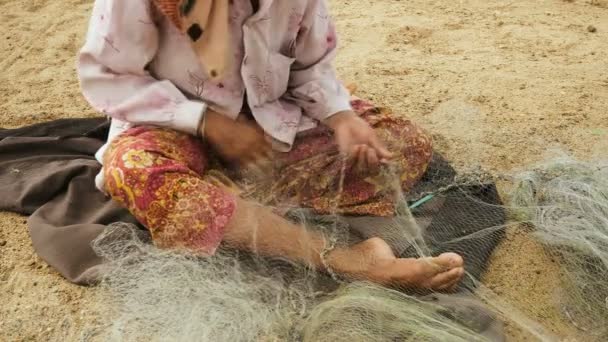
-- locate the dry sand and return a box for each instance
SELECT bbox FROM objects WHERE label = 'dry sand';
[1,0,607,340]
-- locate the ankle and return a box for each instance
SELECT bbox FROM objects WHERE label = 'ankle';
[324,238,398,282]
[324,245,370,279]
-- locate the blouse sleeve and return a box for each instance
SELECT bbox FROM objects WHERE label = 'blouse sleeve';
[287,0,352,122]
[77,0,205,135]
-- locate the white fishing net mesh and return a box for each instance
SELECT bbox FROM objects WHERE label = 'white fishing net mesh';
[81,156,607,342]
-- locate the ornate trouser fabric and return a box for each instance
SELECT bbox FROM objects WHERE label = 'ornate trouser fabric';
[103,98,433,254]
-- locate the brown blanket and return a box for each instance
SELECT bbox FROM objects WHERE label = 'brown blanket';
[0,118,140,284]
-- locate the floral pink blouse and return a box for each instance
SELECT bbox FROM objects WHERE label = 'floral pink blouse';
[78,0,351,189]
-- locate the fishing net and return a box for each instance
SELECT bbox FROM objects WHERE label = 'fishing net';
[82,155,608,342]
[510,158,608,337]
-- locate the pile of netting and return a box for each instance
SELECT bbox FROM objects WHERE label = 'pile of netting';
[510,158,608,338]
[83,156,608,341]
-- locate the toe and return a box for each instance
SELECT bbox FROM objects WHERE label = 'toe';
[437,268,465,291]
[419,253,463,274]
[428,267,464,289]
[438,253,464,268]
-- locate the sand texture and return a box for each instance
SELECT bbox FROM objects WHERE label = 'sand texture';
[1,0,607,340]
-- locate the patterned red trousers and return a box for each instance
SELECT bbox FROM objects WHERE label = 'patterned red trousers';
[103,99,433,254]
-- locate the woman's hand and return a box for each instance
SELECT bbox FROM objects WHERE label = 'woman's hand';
[200,109,272,165]
[324,111,394,172]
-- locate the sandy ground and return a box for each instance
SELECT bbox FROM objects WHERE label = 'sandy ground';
[1,0,607,340]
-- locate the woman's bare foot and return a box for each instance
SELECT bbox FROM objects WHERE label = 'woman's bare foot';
[327,237,464,291]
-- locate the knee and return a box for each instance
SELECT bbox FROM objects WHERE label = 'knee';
[409,123,432,151]
[409,124,433,165]
[386,119,433,167]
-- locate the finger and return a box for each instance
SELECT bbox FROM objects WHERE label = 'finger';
[248,143,267,161]
[254,158,273,175]
[356,145,367,172]
[251,150,273,169]
[246,162,263,175]
[243,152,259,165]
[260,143,273,160]
[349,144,361,161]
[251,151,265,163]
[256,143,273,162]
[250,161,273,181]
[366,147,379,172]
[335,131,350,157]
[260,142,274,162]
[370,135,394,160]
[261,150,272,162]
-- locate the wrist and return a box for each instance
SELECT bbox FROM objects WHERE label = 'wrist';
[323,110,357,131]
[199,108,225,142]
[198,108,211,136]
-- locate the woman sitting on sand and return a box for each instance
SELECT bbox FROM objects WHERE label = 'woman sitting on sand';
[77,0,464,290]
